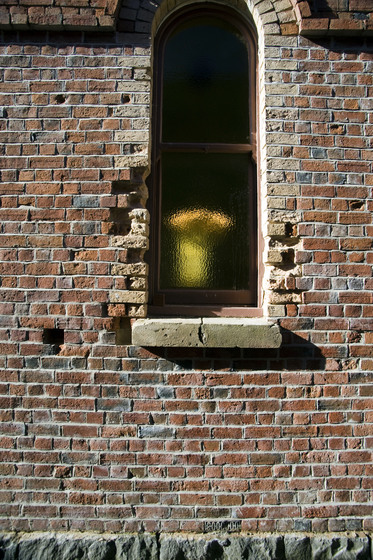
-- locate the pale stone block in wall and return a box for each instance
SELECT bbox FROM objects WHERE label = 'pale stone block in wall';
[264,46,281,57]
[133,93,150,104]
[267,304,286,317]
[261,11,278,24]
[267,119,283,131]
[134,68,151,80]
[267,211,298,224]
[263,23,281,34]
[253,0,277,15]
[266,132,299,145]
[268,158,300,170]
[129,208,150,223]
[264,35,299,47]
[268,265,302,280]
[110,290,147,303]
[114,155,149,167]
[265,95,286,107]
[114,131,149,142]
[111,263,148,276]
[129,277,147,290]
[266,250,285,263]
[267,197,286,209]
[265,85,298,97]
[133,318,202,347]
[267,170,285,182]
[132,118,150,130]
[202,318,282,348]
[134,47,151,56]
[267,108,298,119]
[266,147,283,157]
[267,222,289,237]
[111,234,148,249]
[277,9,298,24]
[127,304,147,317]
[132,318,282,348]
[117,56,149,67]
[117,81,151,92]
[113,106,149,117]
[268,292,302,303]
[130,222,149,236]
[268,184,300,196]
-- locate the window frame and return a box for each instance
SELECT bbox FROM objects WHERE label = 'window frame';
[148,4,261,317]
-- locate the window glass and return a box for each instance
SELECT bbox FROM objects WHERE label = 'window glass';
[160,152,252,290]
[162,17,250,143]
[149,7,257,312]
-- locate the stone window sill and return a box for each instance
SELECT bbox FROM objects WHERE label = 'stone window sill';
[131,318,282,348]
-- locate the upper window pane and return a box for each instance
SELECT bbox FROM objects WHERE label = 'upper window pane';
[162,16,250,143]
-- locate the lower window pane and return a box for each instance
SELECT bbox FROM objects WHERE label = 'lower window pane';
[160,152,253,292]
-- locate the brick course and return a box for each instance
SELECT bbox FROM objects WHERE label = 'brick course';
[0,0,372,540]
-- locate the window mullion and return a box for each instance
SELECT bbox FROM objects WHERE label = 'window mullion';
[160,142,253,154]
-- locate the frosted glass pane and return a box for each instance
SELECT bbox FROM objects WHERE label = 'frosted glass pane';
[160,153,252,290]
[162,18,249,143]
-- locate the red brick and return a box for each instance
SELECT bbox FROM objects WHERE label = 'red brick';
[0,12,371,535]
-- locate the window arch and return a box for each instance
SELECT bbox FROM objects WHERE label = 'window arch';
[148,4,258,316]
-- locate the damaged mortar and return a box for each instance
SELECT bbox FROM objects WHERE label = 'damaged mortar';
[108,167,150,318]
[264,219,303,317]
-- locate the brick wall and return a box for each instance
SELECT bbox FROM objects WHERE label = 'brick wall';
[0,0,372,537]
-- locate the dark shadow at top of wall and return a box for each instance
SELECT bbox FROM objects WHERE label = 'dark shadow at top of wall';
[306,35,373,53]
[0,29,151,48]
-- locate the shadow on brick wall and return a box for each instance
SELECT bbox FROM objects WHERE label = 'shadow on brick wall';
[133,330,326,372]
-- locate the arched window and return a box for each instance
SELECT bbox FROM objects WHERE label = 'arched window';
[148,5,258,316]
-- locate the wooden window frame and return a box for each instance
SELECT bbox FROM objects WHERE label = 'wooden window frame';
[148,5,260,317]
